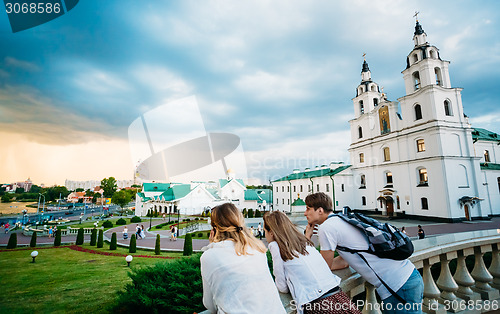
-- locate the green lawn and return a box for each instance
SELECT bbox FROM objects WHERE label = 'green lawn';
[153,219,208,231]
[0,245,184,313]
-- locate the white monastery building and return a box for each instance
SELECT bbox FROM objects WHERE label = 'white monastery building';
[273,20,500,222]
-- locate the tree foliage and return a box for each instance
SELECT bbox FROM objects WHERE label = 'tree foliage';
[110,232,117,250]
[30,231,37,247]
[129,234,137,253]
[155,234,161,255]
[183,233,193,256]
[54,229,62,246]
[113,254,203,314]
[76,228,84,245]
[97,229,104,248]
[90,228,97,246]
[101,177,118,198]
[7,233,17,249]
[111,190,132,214]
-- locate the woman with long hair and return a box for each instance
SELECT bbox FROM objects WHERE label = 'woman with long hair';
[201,203,285,313]
[263,211,360,314]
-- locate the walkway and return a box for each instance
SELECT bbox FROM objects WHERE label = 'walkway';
[2,216,500,251]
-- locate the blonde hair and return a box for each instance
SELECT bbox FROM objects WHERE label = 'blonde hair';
[263,211,313,261]
[211,203,266,255]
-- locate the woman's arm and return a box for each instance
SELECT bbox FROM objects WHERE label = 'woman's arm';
[268,242,289,293]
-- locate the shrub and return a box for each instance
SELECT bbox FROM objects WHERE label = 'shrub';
[198,232,203,238]
[129,234,137,253]
[102,220,113,228]
[242,208,247,218]
[30,231,37,247]
[183,233,193,256]
[147,209,151,217]
[110,232,117,250]
[7,233,17,249]
[194,217,199,221]
[90,228,97,246]
[155,234,161,255]
[76,228,84,245]
[248,208,254,218]
[255,209,262,218]
[54,229,61,246]
[116,218,127,225]
[97,229,104,248]
[112,254,203,314]
[131,216,141,223]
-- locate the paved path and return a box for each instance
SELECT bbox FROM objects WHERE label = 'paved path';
[2,216,500,251]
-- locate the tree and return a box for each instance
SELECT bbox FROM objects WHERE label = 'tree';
[76,228,84,245]
[54,229,62,246]
[112,190,132,215]
[97,229,104,248]
[248,208,254,218]
[183,233,193,256]
[101,177,118,198]
[7,233,17,249]
[75,188,84,192]
[110,232,117,250]
[90,228,97,246]
[155,234,161,255]
[43,186,69,202]
[30,184,42,194]
[93,192,101,204]
[15,187,25,194]
[30,231,37,247]
[1,194,13,203]
[129,234,137,253]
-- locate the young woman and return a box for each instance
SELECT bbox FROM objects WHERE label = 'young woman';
[201,203,285,314]
[264,211,360,314]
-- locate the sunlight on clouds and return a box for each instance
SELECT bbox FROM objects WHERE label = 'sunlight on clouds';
[131,64,193,95]
[73,68,130,94]
[4,57,41,72]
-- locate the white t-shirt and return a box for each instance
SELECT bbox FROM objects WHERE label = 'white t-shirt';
[318,216,415,300]
[201,240,285,314]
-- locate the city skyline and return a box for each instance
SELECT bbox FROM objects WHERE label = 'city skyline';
[1,0,500,186]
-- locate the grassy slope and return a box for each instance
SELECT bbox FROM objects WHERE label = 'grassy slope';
[0,246,183,313]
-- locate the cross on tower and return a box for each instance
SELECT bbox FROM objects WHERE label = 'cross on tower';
[414,11,419,22]
[363,52,366,61]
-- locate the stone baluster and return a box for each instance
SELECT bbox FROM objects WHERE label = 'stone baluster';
[422,258,446,313]
[471,245,500,300]
[488,243,500,290]
[362,282,381,314]
[453,248,480,301]
[436,252,459,301]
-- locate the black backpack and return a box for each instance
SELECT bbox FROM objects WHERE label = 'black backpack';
[331,213,414,260]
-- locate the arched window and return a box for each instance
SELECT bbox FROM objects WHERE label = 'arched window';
[418,168,428,185]
[444,100,452,116]
[358,87,364,94]
[414,104,422,120]
[359,153,364,163]
[371,85,376,92]
[373,98,378,106]
[429,49,436,59]
[385,172,393,186]
[413,71,421,91]
[435,67,442,86]
[360,174,366,188]
[421,197,429,210]
[359,100,364,114]
[362,196,367,206]
[458,164,469,188]
[484,150,491,163]
[383,147,390,161]
[413,54,418,63]
[358,126,363,139]
[416,139,425,152]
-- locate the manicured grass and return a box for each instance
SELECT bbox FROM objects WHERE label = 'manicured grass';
[179,231,210,239]
[0,246,184,313]
[153,219,208,231]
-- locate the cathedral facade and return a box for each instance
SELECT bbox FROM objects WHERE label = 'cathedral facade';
[273,21,500,222]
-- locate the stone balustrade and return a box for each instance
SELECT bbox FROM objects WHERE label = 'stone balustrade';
[22,226,102,237]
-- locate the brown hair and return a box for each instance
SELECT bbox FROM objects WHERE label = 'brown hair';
[211,203,266,255]
[305,192,333,213]
[263,211,314,261]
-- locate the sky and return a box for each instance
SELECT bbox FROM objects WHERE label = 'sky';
[1,0,500,187]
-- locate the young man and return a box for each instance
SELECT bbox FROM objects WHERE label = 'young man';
[304,192,423,314]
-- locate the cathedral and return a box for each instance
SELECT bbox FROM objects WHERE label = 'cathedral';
[272,20,500,222]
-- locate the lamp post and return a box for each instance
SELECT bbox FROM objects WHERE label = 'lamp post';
[31,251,38,263]
[149,214,152,230]
[125,255,133,267]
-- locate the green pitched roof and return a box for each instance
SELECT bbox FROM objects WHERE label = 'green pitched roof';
[219,178,245,188]
[291,198,306,206]
[480,163,500,171]
[143,183,171,192]
[244,189,272,203]
[472,128,500,143]
[273,165,351,182]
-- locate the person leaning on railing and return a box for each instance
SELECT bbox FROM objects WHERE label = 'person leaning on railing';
[200,203,285,313]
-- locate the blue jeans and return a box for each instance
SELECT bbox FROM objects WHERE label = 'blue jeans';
[382,268,423,314]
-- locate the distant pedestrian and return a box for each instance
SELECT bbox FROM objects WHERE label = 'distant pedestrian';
[4,222,10,233]
[418,225,425,239]
[401,226,407,235]
[257,222,263,240]
[172,225,177,241]
[250,226,255,236]
[48,226,53,238]
[140,225,146,239]
[136,224,141,239]
[123,226,128,240]
[162,213,166,221]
